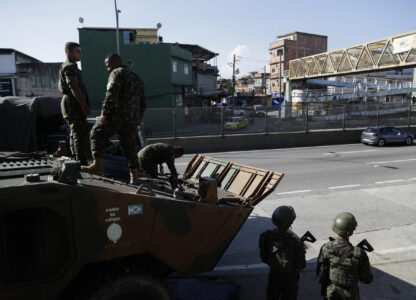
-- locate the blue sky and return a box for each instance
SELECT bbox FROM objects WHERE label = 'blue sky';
[1,0,415,78]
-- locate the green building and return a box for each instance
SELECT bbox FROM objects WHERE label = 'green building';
[78,27,193,132]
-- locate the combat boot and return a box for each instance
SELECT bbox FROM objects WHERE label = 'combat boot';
[129,168,139,184]
[81,157,104,174]
[52,141,68,158]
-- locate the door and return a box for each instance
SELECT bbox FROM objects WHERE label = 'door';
[380,127,394,143]
[390,127,404,143]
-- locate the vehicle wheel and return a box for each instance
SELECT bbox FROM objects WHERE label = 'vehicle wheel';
[90,275,171,300]
[405,137,413,145]
[377,139,385,147]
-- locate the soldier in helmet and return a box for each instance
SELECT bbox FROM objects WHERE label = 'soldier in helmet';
[259,206,306,300]
[316,212,373,300]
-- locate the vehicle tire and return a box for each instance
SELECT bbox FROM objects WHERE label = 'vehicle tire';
[90,275,171,300]
[377,139,385,147]
[405,137,413,145]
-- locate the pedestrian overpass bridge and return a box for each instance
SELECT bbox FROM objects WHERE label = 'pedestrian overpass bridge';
[289,30,416,80]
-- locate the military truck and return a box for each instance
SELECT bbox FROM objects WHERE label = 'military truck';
[0,152,284,299]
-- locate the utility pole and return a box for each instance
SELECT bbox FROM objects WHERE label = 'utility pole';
[263,66,267,106]
[114,0,120,55]
[232,54,236,109]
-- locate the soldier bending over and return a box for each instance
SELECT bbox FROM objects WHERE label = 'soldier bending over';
[138,143,184,179]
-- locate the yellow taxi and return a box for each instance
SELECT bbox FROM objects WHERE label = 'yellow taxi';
[224,117,249,130]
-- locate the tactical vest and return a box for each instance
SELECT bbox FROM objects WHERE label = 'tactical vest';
[327,241,362,287]
[259,230,300,273]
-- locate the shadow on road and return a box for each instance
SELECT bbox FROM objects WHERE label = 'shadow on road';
[220,215,416,300]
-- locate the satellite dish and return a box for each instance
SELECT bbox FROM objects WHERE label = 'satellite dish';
[157,23,162,29]
[79,17,84,24]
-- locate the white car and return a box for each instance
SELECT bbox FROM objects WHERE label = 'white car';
[225,107,246,116]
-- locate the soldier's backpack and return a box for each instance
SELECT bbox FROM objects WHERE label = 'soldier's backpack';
[259,229,297,272]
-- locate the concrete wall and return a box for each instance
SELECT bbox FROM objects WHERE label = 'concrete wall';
[147,126,416,154]
[15,63,61,97]
[196,73,217,96]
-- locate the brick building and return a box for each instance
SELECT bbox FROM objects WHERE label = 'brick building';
[269,32,327,96]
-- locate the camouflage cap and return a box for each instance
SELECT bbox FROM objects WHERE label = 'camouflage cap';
[332,212,357,237]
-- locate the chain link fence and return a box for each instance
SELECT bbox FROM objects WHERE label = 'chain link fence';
[144,102,416,138]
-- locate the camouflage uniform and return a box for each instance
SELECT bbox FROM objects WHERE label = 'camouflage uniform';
[316,238,373,300]
[91,65,145,169]
[259,229,306,300]
[138,143,177,178]
[58,59,90,162]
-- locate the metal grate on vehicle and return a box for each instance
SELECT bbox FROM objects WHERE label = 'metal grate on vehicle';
[0,158,55,177]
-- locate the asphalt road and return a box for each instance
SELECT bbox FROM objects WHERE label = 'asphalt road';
[173,142,416,299]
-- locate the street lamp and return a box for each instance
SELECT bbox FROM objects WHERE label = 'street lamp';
[114,0,121,55]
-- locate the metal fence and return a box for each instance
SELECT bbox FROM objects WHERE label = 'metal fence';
[144,102,416,138]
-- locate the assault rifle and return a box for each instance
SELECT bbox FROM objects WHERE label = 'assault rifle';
[329,237,374,252]
[300,231,317,243]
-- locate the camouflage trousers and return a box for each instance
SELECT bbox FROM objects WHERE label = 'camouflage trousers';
[138,157,158,178]
[325,284,360,300]
[267,270,299,300]
[90,118,139,169]
[61,95,90,163]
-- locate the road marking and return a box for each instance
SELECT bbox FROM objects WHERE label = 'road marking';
[181,143,362,157]
[375,245,416,255]
[214,263,267,272]
[324,150,378,155]
[328,184,361,189]
[366,158,416,165]
[276,190,312,195]
[375,179,405,184]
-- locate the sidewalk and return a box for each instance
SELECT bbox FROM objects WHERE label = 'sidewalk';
[209,182,416,299]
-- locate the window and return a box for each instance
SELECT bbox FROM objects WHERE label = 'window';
[184,64,189,75]
[172,61,178,73]
[271,68,275,73]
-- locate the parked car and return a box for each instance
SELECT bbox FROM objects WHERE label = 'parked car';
[254,105,266,117]
[200,111,222,123]
[224,117,249,130]
[225,107,246,116]
[361,126,414,147]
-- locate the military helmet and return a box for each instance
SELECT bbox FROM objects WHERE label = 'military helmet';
[332,212,357,237]
[272,206,296,230]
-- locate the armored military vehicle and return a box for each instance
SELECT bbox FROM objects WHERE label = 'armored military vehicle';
[0,152,283,300]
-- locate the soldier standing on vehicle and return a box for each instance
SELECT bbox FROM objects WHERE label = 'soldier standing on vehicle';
[138,143,184,179]
[316,212,373,300]
[59,42,91,165]
[259,206,306,300]
[82,53,146,184]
